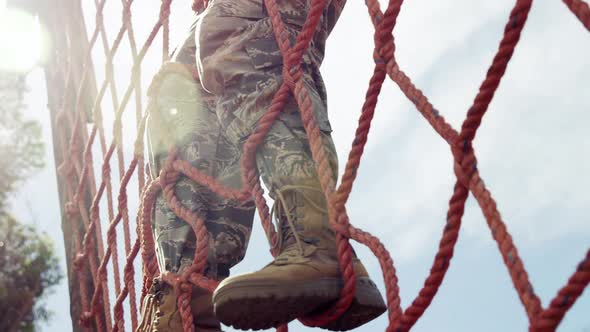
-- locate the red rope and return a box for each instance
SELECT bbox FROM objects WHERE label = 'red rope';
[50,0,590,331]
[563,0,590,31]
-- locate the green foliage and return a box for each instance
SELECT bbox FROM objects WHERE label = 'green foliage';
[0,72,44,209]
[0,213,63,332]
[0,71,60,331]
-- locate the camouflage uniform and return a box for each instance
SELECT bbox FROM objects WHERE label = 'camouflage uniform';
[195,0,345,143]
[148,0,345,281]
[147,19,256,281]
[142,1,391,329]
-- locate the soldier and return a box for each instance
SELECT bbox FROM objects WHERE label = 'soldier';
[138,0,386,330]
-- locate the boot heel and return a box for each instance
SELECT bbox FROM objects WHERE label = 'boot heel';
[311,276,387,331]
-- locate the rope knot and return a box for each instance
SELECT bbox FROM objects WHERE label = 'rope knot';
[451,138,478,188]
[131,63,141,80]
[329,215,351,239]
[73,253,86,271]
[159,0,172,22]
[105,60,114,82]
[192,0,207,12]
[187,272,218,292]
[94,11,104,27]
[452,160,472,189]
[65,202,79,219]
[58,159,76,179]
[282,65,298,89]
[159,151,181,189]
[79,311,94,327]
[122,3,132,22]
[134,141,145,155]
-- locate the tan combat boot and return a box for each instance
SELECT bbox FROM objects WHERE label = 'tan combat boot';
[212,184,386,331]
[137,279,223,332]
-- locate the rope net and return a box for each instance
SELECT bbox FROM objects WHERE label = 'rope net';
[48,0,590,331]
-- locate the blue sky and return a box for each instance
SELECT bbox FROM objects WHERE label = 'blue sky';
[6,0,590,331]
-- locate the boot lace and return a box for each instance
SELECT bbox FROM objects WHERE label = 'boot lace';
[270,185,328,256]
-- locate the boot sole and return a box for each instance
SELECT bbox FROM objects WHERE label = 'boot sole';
[311,277,386,331]
[213,276,386,331]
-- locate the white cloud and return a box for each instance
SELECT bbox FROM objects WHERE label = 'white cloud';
[324,0,590,266]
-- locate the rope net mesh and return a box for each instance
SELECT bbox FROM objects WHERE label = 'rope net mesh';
[49,0,590,331]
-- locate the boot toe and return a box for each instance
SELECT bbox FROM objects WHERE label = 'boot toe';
[212,266,343,330]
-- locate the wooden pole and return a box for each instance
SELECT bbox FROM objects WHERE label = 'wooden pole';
[7,0,105,330]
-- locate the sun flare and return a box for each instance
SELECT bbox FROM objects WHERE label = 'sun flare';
[0,8,46,73]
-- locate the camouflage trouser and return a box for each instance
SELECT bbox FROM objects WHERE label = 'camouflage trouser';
[146,65,338,281]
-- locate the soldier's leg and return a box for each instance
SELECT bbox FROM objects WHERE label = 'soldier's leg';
[149,113,254,280]
[194,4,384,328]
[213,97,386,331]
[138,65,255,332]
